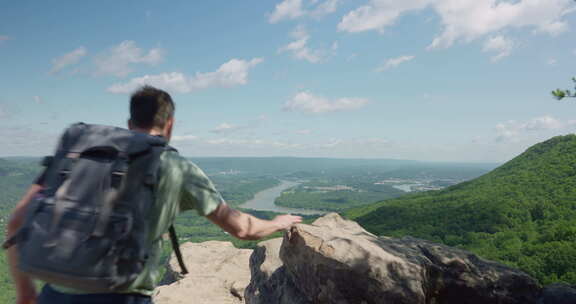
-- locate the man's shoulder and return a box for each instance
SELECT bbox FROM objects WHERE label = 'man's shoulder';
[159,150,199,172]
[160,149,186,164]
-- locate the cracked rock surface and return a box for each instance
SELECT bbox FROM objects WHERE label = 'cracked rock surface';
[248,213,542,304]
[156,214,576,304]
[155,241,252,304]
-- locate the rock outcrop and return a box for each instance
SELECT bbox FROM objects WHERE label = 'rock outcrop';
[156,213,576,304]
[247,213,541,304]
[155,241,252,304]
[246,214,539,304]
[244,238,309,304]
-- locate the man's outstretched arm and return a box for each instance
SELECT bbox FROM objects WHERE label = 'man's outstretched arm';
[6,184,42,304]
[207,203,302,240]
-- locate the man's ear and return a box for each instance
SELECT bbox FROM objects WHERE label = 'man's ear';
[164,117,174,141]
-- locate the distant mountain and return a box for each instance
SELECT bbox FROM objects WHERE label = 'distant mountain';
[0,159,42,208]
[345,134,576,285]
[191,157,419,175]
[190,156,496,178]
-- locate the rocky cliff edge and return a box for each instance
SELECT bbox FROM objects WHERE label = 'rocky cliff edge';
[156,213,576,304]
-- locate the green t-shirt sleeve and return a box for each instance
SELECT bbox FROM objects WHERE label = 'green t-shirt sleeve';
[179,158,224,216]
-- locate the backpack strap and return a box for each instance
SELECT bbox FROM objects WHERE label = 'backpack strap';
[162,145,188,274]
[168,225,189,275]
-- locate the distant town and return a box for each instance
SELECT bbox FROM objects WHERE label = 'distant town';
[374,178,465,192]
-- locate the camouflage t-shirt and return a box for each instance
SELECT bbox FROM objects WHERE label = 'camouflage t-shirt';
[50,150,224,296]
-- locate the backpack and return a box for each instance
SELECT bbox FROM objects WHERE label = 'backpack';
[3,122,188,292]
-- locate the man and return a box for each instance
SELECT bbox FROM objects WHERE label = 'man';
[6,85,302,304]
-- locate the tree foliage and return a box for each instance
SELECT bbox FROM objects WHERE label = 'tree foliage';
[552,77,576,100]
[0,158,43,304]
[345,135,576,285]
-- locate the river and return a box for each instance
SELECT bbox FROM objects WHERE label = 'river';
[239,180,326,215]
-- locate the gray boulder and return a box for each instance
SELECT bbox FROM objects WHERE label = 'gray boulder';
[244,238,310,304]
[247,213,541,304]
[157,213,576,304]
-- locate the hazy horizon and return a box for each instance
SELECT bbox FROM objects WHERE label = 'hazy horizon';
[1,154,501,166]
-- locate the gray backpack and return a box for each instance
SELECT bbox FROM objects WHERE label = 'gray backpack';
[3,123,188,292]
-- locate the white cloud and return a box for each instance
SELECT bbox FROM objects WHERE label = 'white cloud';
[211,123,242,134]
[314,137,389,149]
[0,105,10,120]
[359,138,390,145]
[50,46,87,74]
[107,58,263,94]
[428,0,573,49]
[268,0,340,23]
[33,96,44,104]
[524,116,564,131]
[173,136,398,158]
[338,0,574,51]
[108,72,189,94]
[331,41,339,51]
[317,138,343,149]
[547,58,558,66]
[190,58,263,89]
[205,138,270,147]
[482,36,513,62]
[271,141,303,149]
[495,122,521,143]
[338,1,430,33]
[283,91,369,114]
[94,41,164,77]
[171,134,198,142]
[202,137,304,150]
[296,129,312,135]
[279,26,324,63]
[495,115,565,142]
[376,55,415,71]
[310,0,340,17]
[269,0,305,23]
[210,116,266,134]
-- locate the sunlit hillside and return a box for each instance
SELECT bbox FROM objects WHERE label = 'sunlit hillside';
[346,135,576,285]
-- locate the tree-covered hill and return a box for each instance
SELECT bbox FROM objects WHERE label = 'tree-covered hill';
[0,158,43,304]
[345,134,576,285]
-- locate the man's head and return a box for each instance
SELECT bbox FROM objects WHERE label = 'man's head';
[128,85,175,140]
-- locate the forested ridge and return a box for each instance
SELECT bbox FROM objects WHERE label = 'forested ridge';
[275,180,404,211]
[345,134,576,285]
[0,158,43,303]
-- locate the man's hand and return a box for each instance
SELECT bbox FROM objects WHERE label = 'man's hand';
[272,214,302,231]
[16,288,37,304]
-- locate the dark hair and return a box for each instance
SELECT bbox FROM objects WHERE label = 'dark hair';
[129,86,175,129]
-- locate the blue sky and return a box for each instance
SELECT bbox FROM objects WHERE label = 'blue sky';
[1,0,575,162]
